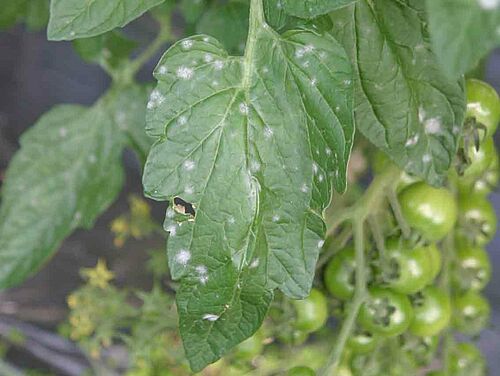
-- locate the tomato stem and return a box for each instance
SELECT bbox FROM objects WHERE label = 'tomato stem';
[320,165,402,374]
[387,189,411,238]
[126,13,173,81]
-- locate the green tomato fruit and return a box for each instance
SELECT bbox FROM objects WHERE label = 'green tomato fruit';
[346,330,379,354]
[383,238,433,294]
[466,78,500,137]
[426,244,442,282]
[409,286,451,337]
[453,292,491,336]
[399,182,457,241]
[463,137,496,179]
[324,246,356,300]
[458,195,497,246]
[292,288,328,333]
[449,342,486,375]
[234,331,263,360]
[358,288,413,337]
[453,245,491,292]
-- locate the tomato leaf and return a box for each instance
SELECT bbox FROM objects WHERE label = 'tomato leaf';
[143,16,353,369]
[196,2,249,54]
[180,0,207,23]
[73,31,138,69]
[426,0,500,78]
[0,0,28,29]
[282,0,357,18]
[331,0,466,185]
[0,86,149,289]
[47,0,165,41]
[25,0,50,31]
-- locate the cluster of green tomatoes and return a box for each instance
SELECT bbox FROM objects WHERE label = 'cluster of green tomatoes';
[282,79,499,376]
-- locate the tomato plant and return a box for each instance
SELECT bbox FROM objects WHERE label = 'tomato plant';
[0,0,498,375]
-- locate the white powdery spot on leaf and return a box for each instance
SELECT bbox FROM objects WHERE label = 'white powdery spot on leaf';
[422,153,432,163]
[166,207,175,218]
[312,162,319,175]
[214,60,224,70]
[239,103,249,115]
[272,214,280,222]
[249,259,259,268]
[166,224,177,236]
[176,249,191,265]
[184,185,194,195]
[158,66,168,75]
[59,127,67,138]
[181,39,194,49]
[301,183,309,193]
[424,118,442,134]
[477,0,500,9]
[183,160,195,171]
[203,53,214,63]
[418,106,426,123]
[178,115,188,125]
[195,265,208,275]
[202,314,219,321]
[250,160,261,172]
[176,66,194,80]
[295,44,315,58]
[405,134,419,147]
[148,90,165,109]
[318,174,324,182]
[310,78,317,86]
[263,125,273,139]
[317,240,325,248]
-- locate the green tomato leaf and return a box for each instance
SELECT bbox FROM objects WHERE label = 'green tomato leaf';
[263,0,333,33]
[0,0,28,29]
[426,0,500,78]
[25,0,50,31]
[331,0,466,185]
[180,0,207,23]
[114,85,155,161]
[282,0,357,18]
[47,0,165,41]
[196,2,249,54]
[143,16,353,370]
[73,31,137,69]
[0,86,149,289]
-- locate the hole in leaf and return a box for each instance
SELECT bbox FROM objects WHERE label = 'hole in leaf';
[174,197,196,216]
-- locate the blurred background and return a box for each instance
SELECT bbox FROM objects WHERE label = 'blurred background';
[0,17,499,376]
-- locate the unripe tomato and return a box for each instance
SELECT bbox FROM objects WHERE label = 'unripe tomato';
[292,288,328,333]
[234,331,263,360]
[452,245,491,291]
[399,182,457,241]
[358,288,413,337]
[287,366,315,376]
[426,244,442,282]
[277,329,309,346]
[462,137,496,179]
[453,292,490,336]
[457,195,497,246]
[382,238,433,294]
[466,78,500,137]
[372,151,418,190]
[346,330,379,354]
[409,286,451,337]
[449,342,486,375]
[324,246,356,300]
